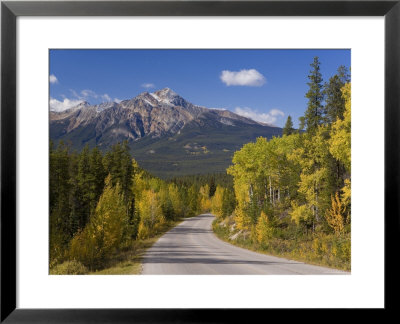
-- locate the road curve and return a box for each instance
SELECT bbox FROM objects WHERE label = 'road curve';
[141,213,349,275]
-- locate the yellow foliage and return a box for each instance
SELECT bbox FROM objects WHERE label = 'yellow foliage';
[312,238,321,255]
[137,189,164,239]
[69,175,129,268]
[342,178,351,209]
[330,83,351,172]
[137,221,150,240]
[290,201,313,225]
[199,184,211,212]
[168,183,184,217]
[211,185,224,218]
[50,260,88,275]
[325,192,346,235]
[234,208,251,231]
[256,211,274,244]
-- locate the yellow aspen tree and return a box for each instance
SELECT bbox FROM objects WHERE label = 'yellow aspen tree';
[256,211,274,244]
[137,189,164,239]
[325,192,346,235]
[289,201,313,227]
[329,83,351,172]
[329,83,351,224]
[211,185,224,218]
[168,183,184,218]
[199,184,211,212]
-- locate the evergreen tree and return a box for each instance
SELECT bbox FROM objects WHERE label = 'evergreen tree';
[89,146,106,204]
[76,145,92,228]
[49,141,73,264]
[67,151,81,236]
[103,141,133,201]
[221,188,236,218]
[324,66,350,124]
[188,185,199,216]
[209,177,216,197]
[337,65,351,84]
[283,115,295,135]
[305,57,325,133]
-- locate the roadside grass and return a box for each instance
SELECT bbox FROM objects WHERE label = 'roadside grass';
[89,218,183,275]
[212,217,351,271]
[80,219,182,275]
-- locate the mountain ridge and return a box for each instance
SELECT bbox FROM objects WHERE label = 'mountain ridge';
[50,88,283,178]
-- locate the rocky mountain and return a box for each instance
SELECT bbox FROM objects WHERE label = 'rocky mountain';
[50,88,282,178]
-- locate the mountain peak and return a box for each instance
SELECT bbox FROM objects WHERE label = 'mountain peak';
[147,88,188,108]
[63,101,90,111]
[78,101,90,107]
[153,88,178,99]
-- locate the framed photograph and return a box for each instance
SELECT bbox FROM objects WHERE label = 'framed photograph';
[1,0,399,321]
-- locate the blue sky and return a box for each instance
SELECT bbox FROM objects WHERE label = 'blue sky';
[49,49,350,128]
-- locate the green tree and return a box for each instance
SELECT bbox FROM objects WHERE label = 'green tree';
[221,188,236,218]
[49,141,73,265]
[76,145,92,228]
[305,57,325,134]
[103,141,133,201]
[159,184,175,221]
[209,177,216,197]
[103,141,136,230]
[324,66,350,124]
[283,115,295,135]
[89,146,106,204]
[188,184,200,216]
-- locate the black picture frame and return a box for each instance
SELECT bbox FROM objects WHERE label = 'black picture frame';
[1,0,399,322]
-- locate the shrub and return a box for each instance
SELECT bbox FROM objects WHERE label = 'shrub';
[325,192,346,234]
[50,260,88,275]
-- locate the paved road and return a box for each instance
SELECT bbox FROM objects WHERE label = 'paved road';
[141,213,348,275]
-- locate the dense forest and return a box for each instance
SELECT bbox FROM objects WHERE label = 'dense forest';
[50,56,351,273]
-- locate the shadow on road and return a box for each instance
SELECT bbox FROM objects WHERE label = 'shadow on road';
[141,255,300,266]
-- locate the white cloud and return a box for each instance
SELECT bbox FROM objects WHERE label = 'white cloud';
[70,89,112,102]
[50,97,83,112]
[49,74,58,84]
[234,107,284,125]
[142,83,155,89]
[101,94,112,102]
[270,109,285,117]
[114,98,122,103]
[69,89,80,98]
[220,69,266,86]
[81,89,98,98]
